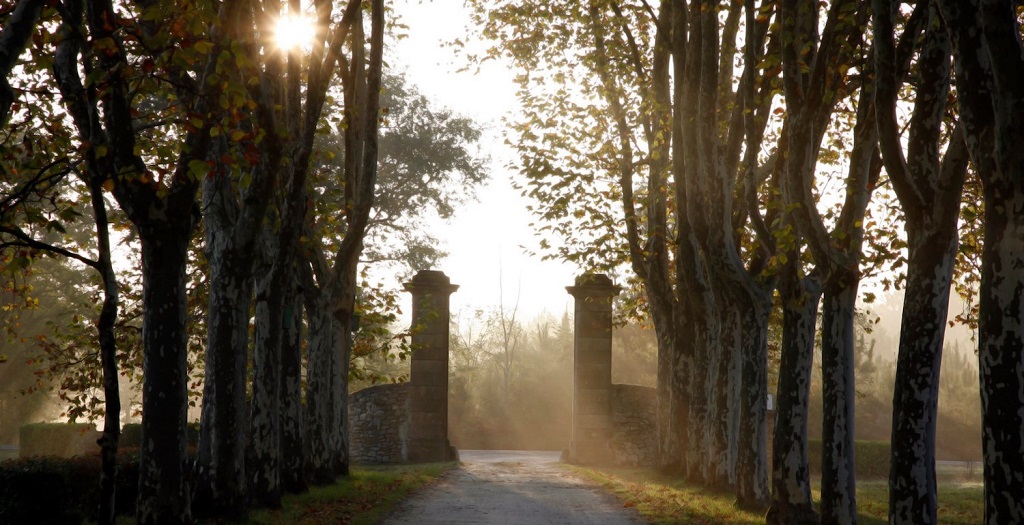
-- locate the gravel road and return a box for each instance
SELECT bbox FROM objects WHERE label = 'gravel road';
[380,450,647,525]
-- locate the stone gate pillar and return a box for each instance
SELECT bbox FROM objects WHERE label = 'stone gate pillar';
[404,270,459,462]
[566,274,621,464]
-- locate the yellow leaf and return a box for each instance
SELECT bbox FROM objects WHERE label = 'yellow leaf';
[193,41,214,54]
[102,178,115,192]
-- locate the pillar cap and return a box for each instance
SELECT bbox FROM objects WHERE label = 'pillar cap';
[566,273,621,298]
[404,270,459,294]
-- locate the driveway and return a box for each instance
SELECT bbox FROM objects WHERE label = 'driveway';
[381,450,647,525]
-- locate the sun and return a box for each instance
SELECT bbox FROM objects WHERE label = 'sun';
[274,14,314,51]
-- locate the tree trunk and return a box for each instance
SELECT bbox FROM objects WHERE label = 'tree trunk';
[305,297,336,484]
[735,288,771,509]
[889,229,957,524]
[249,254,284,507]
[874,5,967,521]
[0,0,44,126]
[649,285,680,471]
[280,275,306,493]
[670,321,692,475]
[708,299,739,490]
[819,271,859,525]
[91,178,121,525]
[194,182,251,518]
[687,291,717,482]
[976,188,1024,523]
[768,273,821,525]
[136,227,193,525]
[331,309,350,476]
[934,2,1024,520]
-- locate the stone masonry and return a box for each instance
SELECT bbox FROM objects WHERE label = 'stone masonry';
[346,270,657,468]
[348,383,409,464]
[610,384,658,467]
[404,270,459,462]
[566,274,621,465]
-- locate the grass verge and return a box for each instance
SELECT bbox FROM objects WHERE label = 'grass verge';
[111,462,455,525]
[244,463,455,525]
[567,465,983,525]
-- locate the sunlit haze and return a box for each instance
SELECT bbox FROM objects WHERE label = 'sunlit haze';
[274,14,314,51]
[390,0,577,319]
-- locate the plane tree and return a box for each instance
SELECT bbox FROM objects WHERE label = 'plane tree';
[936,1,1024,522]
[873,2,970,523]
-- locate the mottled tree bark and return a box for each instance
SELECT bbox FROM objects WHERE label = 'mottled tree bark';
[280,280,306,493]
[975,189,1024,524]
[249,252,283,507]
[874,4,968,522]
[689,292,719,482]
[778,2,876,521]
[708,300,740,491]
[335,304,356,476]
[305,298,337,484]
[194,172,253,518]
[735,289,771,508]
[768,272,821,525]
[331,307,350,476]
[936,1,1024,521]
[819,276,859,525]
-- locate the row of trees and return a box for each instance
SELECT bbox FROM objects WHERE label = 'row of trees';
[1,2,482,525]
[468,1,1023,524]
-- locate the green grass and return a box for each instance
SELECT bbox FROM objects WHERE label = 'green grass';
[244,463,455,525]
[112,462,455,525]
[567,465,984,525]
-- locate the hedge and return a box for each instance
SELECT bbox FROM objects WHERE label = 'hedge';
[806,439,890,479]
[19,423,100,458]
[0,453,141,525]
[2,422,199,525]
[120,422,200,449]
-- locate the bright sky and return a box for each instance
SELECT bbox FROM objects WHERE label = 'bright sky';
[389,0,578,319]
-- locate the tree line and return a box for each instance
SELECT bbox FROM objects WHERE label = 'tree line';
[466,1,1023,524]
[0,1,485,524]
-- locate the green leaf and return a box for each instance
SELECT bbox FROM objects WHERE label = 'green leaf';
[188,159,208,178]
[193,40,214,54]
[45,220,66,234]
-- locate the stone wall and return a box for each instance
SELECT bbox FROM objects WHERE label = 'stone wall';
[348,383,409,464]
[610,383,658,467]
